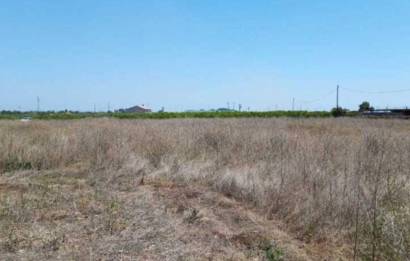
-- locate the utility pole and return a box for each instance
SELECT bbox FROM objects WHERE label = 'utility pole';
[37,96,40,112]
[107,102,111,112]
[292,98,295,111]
[336,85,339,110]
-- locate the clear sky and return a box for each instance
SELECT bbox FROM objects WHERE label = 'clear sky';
[1,0,410,112]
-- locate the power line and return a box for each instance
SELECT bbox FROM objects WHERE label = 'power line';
[298,90,336,104]
[341,87,410,94]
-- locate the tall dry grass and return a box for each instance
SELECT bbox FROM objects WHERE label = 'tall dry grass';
[1,118,410,260]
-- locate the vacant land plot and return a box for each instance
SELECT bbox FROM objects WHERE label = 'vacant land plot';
[1,118,409,260]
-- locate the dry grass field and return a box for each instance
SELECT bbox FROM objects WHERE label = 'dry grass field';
[0,118,409,260]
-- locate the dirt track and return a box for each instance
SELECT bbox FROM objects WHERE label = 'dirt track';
[0,170,345,260]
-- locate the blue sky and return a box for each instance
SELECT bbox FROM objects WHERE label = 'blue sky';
[1,0,410,111]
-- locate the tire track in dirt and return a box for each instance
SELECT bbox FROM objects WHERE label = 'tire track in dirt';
[0,170,344,260]
[114,180,314,260]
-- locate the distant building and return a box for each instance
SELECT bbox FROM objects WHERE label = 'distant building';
[216,108,234,112]
[119,105,152,113]
[20,117,32,122]
[362,108,410,118]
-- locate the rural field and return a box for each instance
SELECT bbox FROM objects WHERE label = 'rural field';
[0,118,410,260]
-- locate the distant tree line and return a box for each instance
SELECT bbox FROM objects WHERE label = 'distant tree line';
[0,102,375,120]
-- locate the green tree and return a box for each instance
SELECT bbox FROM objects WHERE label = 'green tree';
[359,101,374,112]
[331,107,348,117]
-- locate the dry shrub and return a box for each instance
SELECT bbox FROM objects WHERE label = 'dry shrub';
[1,118,410,259]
